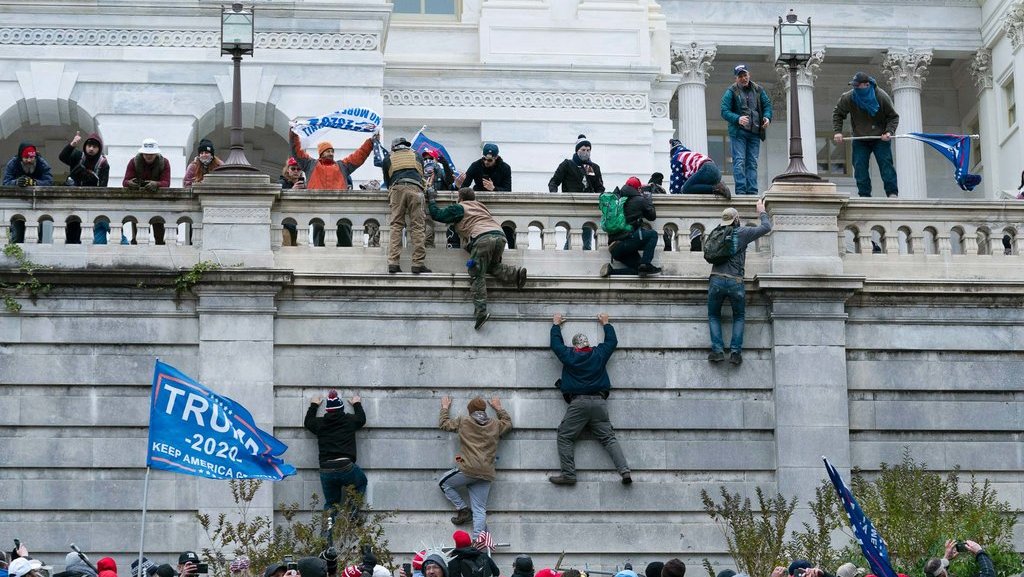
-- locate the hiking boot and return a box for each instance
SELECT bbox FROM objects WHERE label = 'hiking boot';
[388,265,401,274]
[620,471,633,485]
[474,312,490,330]
[450,507,472,525]
[548,475,577,486]
[708,351,726,362]
[516,267,528,290]
[712,182,732,199]
[729,352,743,365]
[411,265,432,274]
[638,263,662,276]
[600,263,611,278]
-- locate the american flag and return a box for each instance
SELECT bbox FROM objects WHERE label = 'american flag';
[474,531,495,552]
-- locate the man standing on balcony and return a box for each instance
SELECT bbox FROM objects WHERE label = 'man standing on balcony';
[123,139,170,191]
[548,135,605,250]
[721,65,772,195]
[832,72,900,198]
[427,186,527,329]
[548,312,631,486]
[707,198,771,366]
[382,136,430,274]
[458,143,512,193]
[288,125,374,191]
[3,143,54,187]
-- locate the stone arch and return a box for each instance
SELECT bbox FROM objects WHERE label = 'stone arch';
[188,99,292,177]
[0,97,101,183]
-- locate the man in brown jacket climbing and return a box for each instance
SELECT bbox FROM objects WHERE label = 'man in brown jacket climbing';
[438,395,512,539]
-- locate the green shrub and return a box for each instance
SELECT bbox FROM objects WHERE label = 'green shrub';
[701,486,796,577]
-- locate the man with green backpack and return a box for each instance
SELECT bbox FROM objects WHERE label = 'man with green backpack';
[598,177,660,277]
[703,198,771,365]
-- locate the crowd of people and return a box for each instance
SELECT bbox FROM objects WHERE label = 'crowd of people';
[0,537,997,577]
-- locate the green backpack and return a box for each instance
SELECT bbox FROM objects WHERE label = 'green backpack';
[599,189,632,235]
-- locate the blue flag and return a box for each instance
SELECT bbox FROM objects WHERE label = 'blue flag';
[411,131,461,179]
[147,360,296,481]
[824,457,899,577]
[904,133,982,191]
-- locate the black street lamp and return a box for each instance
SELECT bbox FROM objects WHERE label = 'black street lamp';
[215,2,260,173]
[772,9,823,183]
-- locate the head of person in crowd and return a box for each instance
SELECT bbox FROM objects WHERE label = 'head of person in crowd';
[482,143,499,166]
[788,561,812,577]
[733,64,750,88]
[263,563,287,577]
[97,558,117,576]
[648,172,664,186]
[296,558,326,577]
[644,562,663,577]
[178,552,200,577]
[197,139,217,166]
[8,558,43,577]
[575,134,592,162]
[615,571,637,577]
[340,566,360,577]
[282,157,304,183]
[721,206,739,227]
[534,570,562,577]
[662,560,685,577]
[571,331,590,351]
[154,567,178,577]
[391,137,411,152]
[835,564,864,577]
[512,556,534,577]
[716,571,736,577]
[624,176,643,191]
[139,139,162,164]
[83,133,102,158]
[452,530,473,550]
[370,567,390,577]
[62,552,96,577]
[923,558,950,577]
[420,554,449,577]
[325,389,344,412]
[18,143,38,175]
[316,142,335,163]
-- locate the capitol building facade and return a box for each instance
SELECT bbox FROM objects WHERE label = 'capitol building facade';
[0,0,1019,199]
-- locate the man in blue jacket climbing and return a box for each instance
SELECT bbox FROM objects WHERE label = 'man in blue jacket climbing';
[549,312,631,486]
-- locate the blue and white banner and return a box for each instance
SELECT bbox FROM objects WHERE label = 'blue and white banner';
[294,107,381,137]
[903,133,982,191]
[146,360,296,481]
[824,457,899,577]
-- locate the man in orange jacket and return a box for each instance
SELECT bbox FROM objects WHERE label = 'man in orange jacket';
[289,128,374,190]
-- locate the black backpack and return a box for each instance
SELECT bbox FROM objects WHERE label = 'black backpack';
[459,556,491,577]
[703,224,740,264]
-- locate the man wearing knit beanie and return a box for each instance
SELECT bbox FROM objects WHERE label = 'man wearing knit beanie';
[549,311,631,485]
[438,395,512,537]
[288,120,374,191]
[548,134,605,250]
[304,390,368,523]
[644,562,663,577]
[448,531,499,577]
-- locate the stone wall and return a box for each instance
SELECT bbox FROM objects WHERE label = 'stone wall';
[2,177,1023,574]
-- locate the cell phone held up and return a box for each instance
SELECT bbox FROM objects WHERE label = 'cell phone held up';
[403,564,413,577]
[955,541,968,553]
[285,556,297,572]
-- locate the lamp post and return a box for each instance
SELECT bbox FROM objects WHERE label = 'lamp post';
[772,9,823,183]
[215,2,260,172]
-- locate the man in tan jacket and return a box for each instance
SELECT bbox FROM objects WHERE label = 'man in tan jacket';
[438,395,513,538]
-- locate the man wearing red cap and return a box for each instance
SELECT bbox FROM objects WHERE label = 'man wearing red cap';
[304,390,367,521]
[599,177,661,277]
[447,531,498,577]
[3,142,53,187]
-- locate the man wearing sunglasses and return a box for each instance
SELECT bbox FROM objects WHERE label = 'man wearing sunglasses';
[457,143,511,193]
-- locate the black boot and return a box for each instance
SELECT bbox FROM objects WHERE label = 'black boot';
[450,507,472,525]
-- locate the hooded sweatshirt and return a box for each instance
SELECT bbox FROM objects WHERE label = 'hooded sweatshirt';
[448,548,499,577]
[422,556,449,577]
[59,133,109,187]
[3,142,54,186]
[439,406,512,481]
[96,559,116,576]
[54,553,97,577]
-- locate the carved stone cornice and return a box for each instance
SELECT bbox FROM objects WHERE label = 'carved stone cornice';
[670,42,716,85]
[649,102,669,118]
[882,48,933,91]
[1002,3,1024,52]
[0,28,380,50]
[969,48,993,92]
[775,48,826,90]
[382,89,648,110]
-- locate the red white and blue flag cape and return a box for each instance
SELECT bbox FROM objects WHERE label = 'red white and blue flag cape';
[903,133,982,191]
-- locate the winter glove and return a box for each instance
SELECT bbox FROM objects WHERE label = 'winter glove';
[125,178,142,190]
[425,186,437,202]
[16,176,35,187]
[144,180,160,192]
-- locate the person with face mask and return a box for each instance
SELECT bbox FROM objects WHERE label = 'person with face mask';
[183,139,223,186]
[3,142,54,187]
[548,134,604,250]
[59,131,109,187]
[833,71,900,198]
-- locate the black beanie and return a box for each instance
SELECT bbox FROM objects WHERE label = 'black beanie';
[575,134,592,151]
[649,172,664,185]
[513,556,534,576]
[198,139,215,154]
[646,563,665,577]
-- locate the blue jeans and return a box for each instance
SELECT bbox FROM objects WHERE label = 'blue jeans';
[730,130,761,195]
[609,228,658,274]
[681,163,722,194]
[707,275,746,353]
[320,463,368,519]
[852,140,898,197]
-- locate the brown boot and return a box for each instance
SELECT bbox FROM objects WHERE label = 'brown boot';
[450,507,472,525]
[712,182,732,199]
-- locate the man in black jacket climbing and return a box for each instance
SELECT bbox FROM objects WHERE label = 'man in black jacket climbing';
[304,390,367,520]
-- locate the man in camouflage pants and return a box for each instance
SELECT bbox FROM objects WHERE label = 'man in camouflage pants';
[428,186,527,330]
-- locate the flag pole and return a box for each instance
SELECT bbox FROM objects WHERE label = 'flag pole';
[137,466,151,577]
[842,134,980,141]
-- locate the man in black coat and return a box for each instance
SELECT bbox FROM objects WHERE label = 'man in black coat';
[304,390,367,520]
[458,143,512,192]
[549,134,604,250]
[600,177,660,277]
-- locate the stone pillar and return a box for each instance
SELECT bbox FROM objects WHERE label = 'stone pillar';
[1003,7,1024,188]
[764,181,846,275]
[776,49,825,175]
[883,48,932,199]
[671,42,716,154]
[194,173,280,268]
[969,48,1000,199]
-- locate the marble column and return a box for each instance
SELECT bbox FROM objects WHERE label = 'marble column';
[1003,6,1024,189]
[883,48,932,199]
[969,48,999,199]
[671,42,716,154]
[776,49,826,175]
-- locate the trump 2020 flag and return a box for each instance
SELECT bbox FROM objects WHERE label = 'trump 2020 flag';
[147,360,296,481]
[824,457,899,577]
[412,130,461,178]
[904,133,982,191]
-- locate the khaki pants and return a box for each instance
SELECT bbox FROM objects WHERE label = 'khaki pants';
[388,183,427,267]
